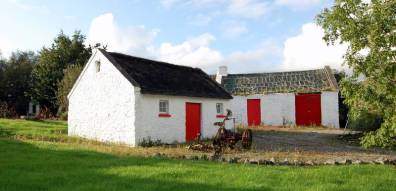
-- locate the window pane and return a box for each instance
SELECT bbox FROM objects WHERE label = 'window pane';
[159,100,169,113]
[216,103,223,114]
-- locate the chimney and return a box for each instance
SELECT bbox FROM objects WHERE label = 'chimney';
[215,66,228,84]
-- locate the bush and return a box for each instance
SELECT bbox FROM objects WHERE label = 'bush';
[35,106,55,119]
[0,102,17,118]
[347,111,382,132]
[59,112,68,121]
[138,137,163,147]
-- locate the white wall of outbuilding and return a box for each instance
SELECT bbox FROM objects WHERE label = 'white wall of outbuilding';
[229,92,339,128]
[321,91,340,128]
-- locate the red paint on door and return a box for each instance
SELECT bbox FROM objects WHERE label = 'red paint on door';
[247,99,261,126]
[186,103,201,142]
[295,93,321,126]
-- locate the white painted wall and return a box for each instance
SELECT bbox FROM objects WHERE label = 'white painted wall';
[321,91,340,128]
[262,93,295,126]
[68,50,137,146]
[230,93,295,126]
[230,92,339,128]
[134,94,232,144]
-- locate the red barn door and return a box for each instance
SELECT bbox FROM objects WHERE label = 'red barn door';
[185,103,201,142]
[247,99,261,126]
[295,93,321,126]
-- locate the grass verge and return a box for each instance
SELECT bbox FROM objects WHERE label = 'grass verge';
[0,118,395,190]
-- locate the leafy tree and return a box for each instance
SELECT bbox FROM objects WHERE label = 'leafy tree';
[0,51,5,77]
[29,31,94,114]
[317,0,395,148]
[0,52,6,101]
[56,64,83,116]
[0,51,37,115]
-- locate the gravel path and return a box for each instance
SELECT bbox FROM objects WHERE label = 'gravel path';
[238,127,396,161]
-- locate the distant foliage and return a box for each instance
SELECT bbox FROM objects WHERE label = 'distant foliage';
[317,0,396,148]
[0,51,37,116]
[0,102,17,118]
[29,31,95,115]
[57,64,84,116]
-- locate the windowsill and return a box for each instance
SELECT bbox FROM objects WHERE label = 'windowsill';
[216,114,226,118]
[159,113,171,117]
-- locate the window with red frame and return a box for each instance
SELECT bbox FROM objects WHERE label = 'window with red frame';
[216,103,225,118]
[159,100,171,117]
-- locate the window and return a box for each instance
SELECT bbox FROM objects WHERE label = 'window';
[159,100,169,114]
[95,60,101,72]
[216,103,223,114]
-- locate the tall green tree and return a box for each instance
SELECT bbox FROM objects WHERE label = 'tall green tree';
[56,64,83,116]
[0,51,37,115]
[29,31,94,114]
[317,0,395,148]
[0,52,6,101]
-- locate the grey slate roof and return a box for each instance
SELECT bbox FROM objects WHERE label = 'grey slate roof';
[212,66,339,95]
[100,49,232,99]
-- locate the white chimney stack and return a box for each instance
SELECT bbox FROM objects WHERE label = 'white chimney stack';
[215,66,228,83]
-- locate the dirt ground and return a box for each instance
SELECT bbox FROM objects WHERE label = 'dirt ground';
[252,127,370,153]
[44,126,395,164]
[215,126,396,162]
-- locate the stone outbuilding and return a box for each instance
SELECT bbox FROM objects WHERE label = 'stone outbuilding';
[213,66,340,128]
[68,49,232,146]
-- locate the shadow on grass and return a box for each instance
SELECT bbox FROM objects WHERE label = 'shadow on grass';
[1,139,395,191]
[0,139,268,191]
[23,119,67,127]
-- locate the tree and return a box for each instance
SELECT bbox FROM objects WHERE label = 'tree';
[29,31,94,114]
[56,64,83,117]
[0,51,6,101]
[317,0,395,148]
[0,51,37,115]
[0,51,5,79]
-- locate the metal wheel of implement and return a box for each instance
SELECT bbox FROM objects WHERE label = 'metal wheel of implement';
[241,129,252,149]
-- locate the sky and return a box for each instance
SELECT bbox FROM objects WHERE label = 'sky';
[0,0,347,74]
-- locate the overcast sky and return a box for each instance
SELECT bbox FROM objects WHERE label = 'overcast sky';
[0,0,347,73]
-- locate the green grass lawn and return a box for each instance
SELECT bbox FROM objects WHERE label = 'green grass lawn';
[0,119,395,191]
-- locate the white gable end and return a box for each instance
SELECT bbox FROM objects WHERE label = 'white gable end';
[68,49,138,146]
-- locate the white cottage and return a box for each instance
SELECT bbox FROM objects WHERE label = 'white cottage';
[213,66,340,128]
[68,49,232,146]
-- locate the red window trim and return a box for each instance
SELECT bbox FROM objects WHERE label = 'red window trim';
[158,113,171,117]
[216,114,226,118]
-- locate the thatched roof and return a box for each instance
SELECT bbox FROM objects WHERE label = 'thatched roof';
[100,49,232,99]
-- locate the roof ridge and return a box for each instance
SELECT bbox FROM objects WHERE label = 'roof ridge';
[98,49,141,87]
[105,50,199,71]
[225,68,324,76]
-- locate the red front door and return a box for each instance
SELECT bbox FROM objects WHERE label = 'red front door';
[186,103,201,142]
[295,93,321,126]
[247,99,261,126]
